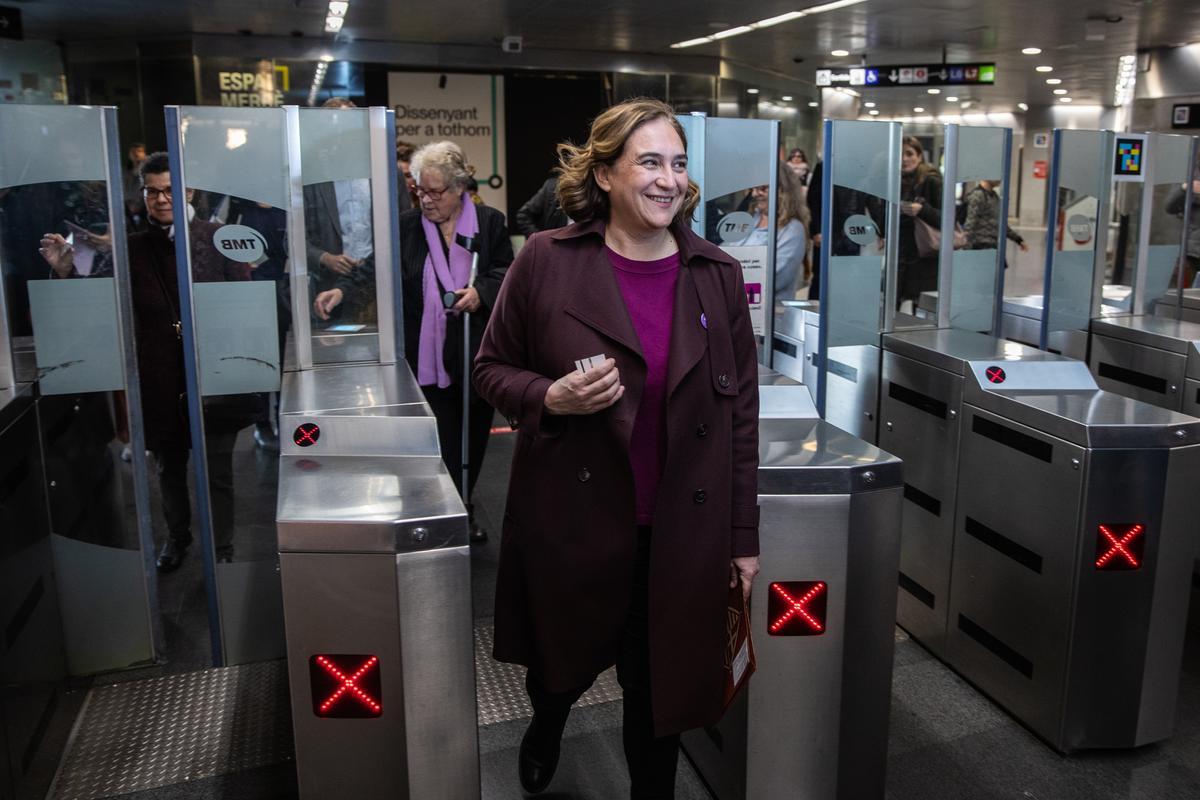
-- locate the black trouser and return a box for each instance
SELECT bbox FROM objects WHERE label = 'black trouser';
[421,382,494,501]
[526,527,679,799]
[153,430,238,556]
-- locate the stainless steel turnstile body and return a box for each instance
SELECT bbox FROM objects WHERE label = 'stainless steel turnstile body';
[683,409,903,799]
[1155,288,1200,324]
[999,289,1129,358]
[277,362,479,799]
[947,359,1200,751]
[771,300,816,388]
[878,329,1058,657]
[1089,315,1200,415]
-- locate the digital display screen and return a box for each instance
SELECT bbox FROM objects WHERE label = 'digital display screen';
[768,581,827,636]
[310,654,382,718]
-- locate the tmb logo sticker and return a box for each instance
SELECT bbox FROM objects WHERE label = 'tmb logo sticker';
[213,224,268,263]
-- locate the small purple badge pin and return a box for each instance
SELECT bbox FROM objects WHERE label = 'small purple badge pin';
[700,312,708,330]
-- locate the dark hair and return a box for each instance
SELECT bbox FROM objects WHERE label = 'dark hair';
[139,151,170,184]
[322,97,356,109]
[556,97,700,225]
[788,148,807,161]
[395,139,416,163]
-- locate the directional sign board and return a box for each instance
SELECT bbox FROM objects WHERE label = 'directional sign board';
[816,63,995,88]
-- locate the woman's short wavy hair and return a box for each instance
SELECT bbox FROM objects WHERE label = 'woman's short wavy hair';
[555,97,700,226]
[411,140,474,190]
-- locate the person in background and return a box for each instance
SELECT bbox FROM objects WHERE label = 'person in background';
[962,179,1029,262]
[317,140,510,543]
[786,148,810,185]
[465,174,485,206]
[732,167,809,301]
[123,142,147,231]
[806,159,823,300]
[897,136,942,311]
[40,152,251,570]
[396,139,417,211]
[1166,167,1200,288]
[474,97,760,798]
[515,175,569,236]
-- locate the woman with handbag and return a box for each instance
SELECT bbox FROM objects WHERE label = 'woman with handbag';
[898,136,943,311]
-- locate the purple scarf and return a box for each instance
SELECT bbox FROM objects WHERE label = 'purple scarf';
[418,197,478,387]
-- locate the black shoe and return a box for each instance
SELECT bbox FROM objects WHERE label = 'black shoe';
[469,520,488,544]
[253,422,279,451]
[156,539,189,572]
[216,547,234,564]
[519,714,564,794]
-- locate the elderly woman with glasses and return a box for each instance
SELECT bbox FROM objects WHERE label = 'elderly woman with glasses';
[315,141,512,541]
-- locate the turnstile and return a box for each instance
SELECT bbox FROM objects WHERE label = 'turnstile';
[877,329,1061,657]
[1156,287,1200,323]
[276,362,478,799]
[683,406,902,799]
[1089,315,1200,415]
[771,300,816,387]
[999,288,1130,358]
[947,359,1200,751]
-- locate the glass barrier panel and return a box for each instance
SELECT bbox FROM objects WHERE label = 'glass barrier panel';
[298,107,379,365]
[175,105,287,665]
[0,104,156,673]
[819,119,900,440]
[1136,133,1194,314]
[1044,129,1110,338]
[947,126,1008,333]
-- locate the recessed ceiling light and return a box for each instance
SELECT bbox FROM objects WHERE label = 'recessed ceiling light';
[864,101,876,107]
[1053,88,1068,95]
[328,1,349,16]
[945,96,958,102]
[927,88,940,94]
[831,49,850,57]
[913,106,925,112]
[1022,47,1042,55]
[1018,102,1029,111]
[1046,78,1062,85]
[324,15,345,32]
[669,0,869,48]
[869,109,880,115]
[782,95,793,101]
[1059,96,1073,103]
[747,88,759,94]
[1036,65,1054,73]
[808,101,819,107]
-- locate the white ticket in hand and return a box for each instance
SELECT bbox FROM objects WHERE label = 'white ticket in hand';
[574,353,607,373]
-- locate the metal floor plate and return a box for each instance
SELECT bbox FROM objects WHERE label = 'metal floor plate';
[50,661,293,800]
[474,623,622,727]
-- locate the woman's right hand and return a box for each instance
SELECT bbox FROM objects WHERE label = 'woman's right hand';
[544,358,624,415]
[39,233,74,278]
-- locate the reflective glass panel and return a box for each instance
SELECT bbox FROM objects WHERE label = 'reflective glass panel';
[176,106,287,664]
[299,107,380,365]
[948,126,1008,333]
[0,104,155,673]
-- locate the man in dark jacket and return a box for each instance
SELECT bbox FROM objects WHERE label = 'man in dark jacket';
[515,176,568,237]
[40,152,251,571]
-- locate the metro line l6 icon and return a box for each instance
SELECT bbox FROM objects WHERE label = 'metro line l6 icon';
[213,224,269,263]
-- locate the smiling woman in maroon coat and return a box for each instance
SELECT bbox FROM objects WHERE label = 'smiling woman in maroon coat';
[474,98,760,797]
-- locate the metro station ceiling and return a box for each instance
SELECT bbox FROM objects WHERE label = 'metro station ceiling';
[12,0,1200,115]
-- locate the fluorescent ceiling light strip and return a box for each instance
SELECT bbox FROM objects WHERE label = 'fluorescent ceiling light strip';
[670,0,866,48]
[710,26,753,39]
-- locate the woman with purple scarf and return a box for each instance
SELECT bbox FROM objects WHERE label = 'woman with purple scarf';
[401,141,513,542]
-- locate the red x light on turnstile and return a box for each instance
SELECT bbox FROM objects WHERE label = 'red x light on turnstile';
[309,654,382,718]
[1095,524,1145,571]
[985,365,1007,384]
[293,423,321,447]
[768,581,827,636]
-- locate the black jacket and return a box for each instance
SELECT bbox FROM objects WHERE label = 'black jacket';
[399,205,513,388]
[515,177,569,236]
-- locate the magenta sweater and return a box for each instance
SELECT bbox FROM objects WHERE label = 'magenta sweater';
[607,246,680,526]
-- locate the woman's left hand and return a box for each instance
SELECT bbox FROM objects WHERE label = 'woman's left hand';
[730,556,760,602]
[452,286,481,313]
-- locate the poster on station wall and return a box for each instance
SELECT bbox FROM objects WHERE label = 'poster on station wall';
[387,72,507,215]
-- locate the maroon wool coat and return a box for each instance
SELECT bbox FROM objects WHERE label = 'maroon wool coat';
[474,217,760,735]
